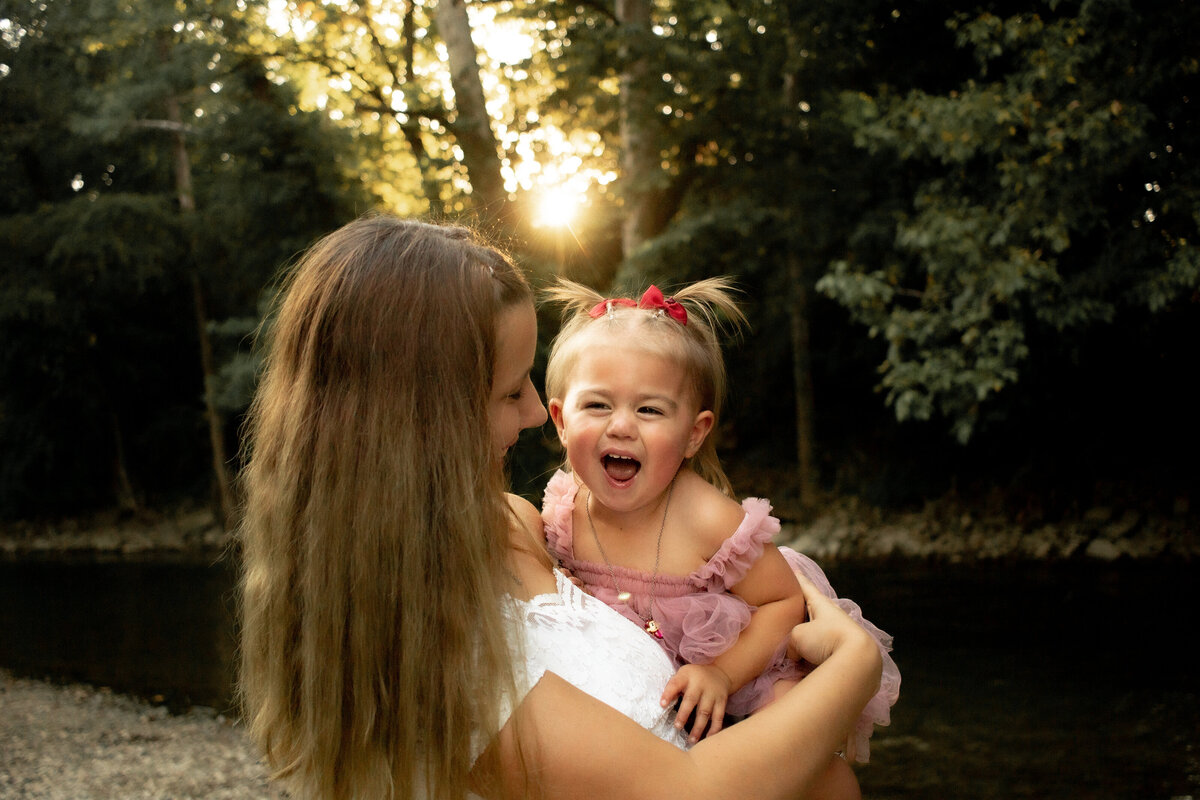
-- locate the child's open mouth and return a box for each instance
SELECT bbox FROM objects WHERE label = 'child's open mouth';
[602,454,640,482]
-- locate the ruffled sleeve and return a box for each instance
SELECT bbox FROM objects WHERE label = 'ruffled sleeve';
[782,547,901,764]
[691,498,781,593]
[541,469,578,562]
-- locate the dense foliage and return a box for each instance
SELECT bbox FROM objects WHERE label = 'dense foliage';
[1,0,1196,521]
[0,0,367,516]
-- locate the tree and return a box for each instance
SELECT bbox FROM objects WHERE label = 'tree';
[819,0,1200,446]
[249,0,532,226]
[0,0,366,519]
[532,0,901,503]
[435,0,510,222]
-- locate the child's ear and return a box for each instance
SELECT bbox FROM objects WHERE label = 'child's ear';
[685,410,715,458]
[548,398,568,444]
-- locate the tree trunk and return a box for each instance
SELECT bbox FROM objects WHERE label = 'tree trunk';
[362,2,445,215]
[786,251,819,509]
[165,92,236,531]
[109,408,139,515]
[435,0,510,224]
[783,48,819,509]
[616,0,657,258]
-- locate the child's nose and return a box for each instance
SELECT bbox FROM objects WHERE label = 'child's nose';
[606,407,637,437]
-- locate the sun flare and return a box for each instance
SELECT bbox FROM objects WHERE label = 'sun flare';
[533,186,584,229]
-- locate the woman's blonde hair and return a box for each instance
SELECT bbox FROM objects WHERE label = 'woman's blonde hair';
[543,277,746,495]
[238,215,530,800]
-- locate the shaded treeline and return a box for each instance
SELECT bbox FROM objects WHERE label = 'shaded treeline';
[2,0,1197,526]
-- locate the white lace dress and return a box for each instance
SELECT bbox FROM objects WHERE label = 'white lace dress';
[488,568,689,753]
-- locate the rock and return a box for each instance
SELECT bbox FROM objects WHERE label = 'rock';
[1103,510,1140,540]
[1085,537,1122,561]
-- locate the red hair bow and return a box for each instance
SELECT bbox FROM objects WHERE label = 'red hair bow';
[638,285,688,324]
[587,285,687,324]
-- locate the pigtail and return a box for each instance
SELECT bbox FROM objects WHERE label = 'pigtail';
[663,278,746,495]
[670,276,748,342]
[541,278,607,321]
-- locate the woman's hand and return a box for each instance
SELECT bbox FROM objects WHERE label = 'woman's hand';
[787,573,878,672]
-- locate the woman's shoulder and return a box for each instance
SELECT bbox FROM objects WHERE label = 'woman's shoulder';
[506,492,546,554]
[505,493,559,597]
[505,492,543,530]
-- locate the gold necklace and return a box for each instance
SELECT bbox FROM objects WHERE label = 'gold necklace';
[585,480,674,639]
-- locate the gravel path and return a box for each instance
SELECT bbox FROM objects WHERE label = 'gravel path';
[0,669,285,800]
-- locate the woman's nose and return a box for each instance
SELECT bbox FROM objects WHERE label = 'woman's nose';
[523,384,547,428]
[526,395,548,428]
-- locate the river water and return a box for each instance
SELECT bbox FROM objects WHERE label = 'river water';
[0,557,1196,799]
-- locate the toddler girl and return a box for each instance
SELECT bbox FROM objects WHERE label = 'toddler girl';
[540,278,899,767]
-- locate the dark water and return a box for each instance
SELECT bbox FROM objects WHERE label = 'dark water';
[0,556,242,713]
[1,557,1196,799]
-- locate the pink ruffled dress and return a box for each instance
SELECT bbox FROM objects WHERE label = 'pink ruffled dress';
[541,470,900,762]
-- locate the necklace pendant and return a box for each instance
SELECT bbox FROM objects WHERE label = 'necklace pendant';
[616,591,632,603]
[645,619,663,639]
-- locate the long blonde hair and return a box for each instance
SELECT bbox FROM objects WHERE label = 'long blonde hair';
[238,215,530,800]
[543,277,746,495]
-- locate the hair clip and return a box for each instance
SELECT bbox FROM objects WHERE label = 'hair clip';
[588,297,637,319]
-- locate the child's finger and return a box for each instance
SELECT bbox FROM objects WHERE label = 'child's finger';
[688,706,712,743]
[674,692,699,731]
[706,696,727,738]
[660,672,686,708]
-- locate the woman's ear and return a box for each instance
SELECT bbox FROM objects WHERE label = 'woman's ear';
[548,398,567,445]
[685,410,715,458]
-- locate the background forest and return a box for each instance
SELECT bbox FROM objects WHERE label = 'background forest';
[2,0,1197,544]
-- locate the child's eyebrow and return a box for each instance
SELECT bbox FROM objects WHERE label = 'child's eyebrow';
[639,395,679,410]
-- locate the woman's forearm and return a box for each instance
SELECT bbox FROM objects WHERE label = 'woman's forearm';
[686,633,883,800]
[484,626,882,800]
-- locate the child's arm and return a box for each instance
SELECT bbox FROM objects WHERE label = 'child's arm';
[661,542,807,741]
[713,542,808,690]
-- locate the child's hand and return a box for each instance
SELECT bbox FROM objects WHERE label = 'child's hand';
[661,664,733,743]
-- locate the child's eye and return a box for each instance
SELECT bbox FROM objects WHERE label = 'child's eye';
[639,406,664,415]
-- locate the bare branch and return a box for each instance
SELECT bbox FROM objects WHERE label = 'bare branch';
[128,119,194,134]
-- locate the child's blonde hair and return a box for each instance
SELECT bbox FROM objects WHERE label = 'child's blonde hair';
[543,276,746,495]
[238,215,529,800]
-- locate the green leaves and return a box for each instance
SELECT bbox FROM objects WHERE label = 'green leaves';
[821,0,1200,441]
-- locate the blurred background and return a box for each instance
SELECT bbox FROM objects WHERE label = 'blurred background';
[1,0,1197,797]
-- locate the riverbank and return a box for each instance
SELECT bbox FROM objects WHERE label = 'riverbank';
[4,562,1196,800]
[0,669,283,800]
[2,494,1196,562]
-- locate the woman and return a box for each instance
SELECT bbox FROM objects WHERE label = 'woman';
[238,215,882,800]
